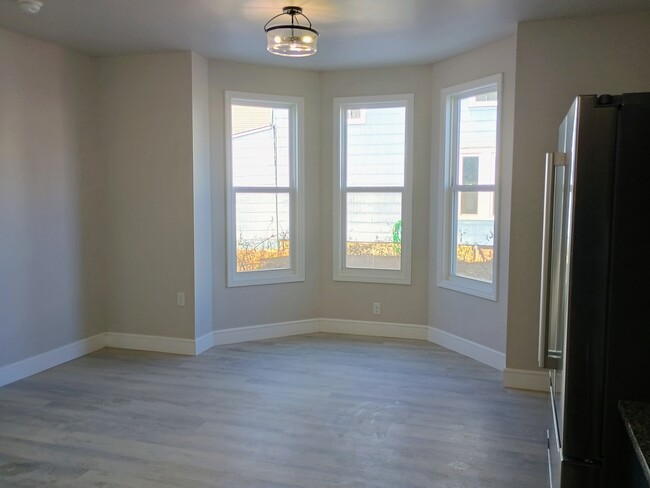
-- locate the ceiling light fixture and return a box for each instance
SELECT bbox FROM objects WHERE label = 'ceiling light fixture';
[264,6,319,58]
[17,0,43,14]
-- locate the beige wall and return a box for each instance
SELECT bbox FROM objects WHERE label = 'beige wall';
[99,52,196,339]
[318,66,432,325]
[507,12,650,371]
[0,28,104,366]
[429,37,517,353]
[209,60,321,329]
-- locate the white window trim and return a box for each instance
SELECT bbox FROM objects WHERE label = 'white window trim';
[333,93,414,285]
[436,74,502,301]
[225,91,305,287]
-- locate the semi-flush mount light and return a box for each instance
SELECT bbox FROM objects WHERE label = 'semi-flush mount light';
[264,6,319,57]
[17,0,43,14]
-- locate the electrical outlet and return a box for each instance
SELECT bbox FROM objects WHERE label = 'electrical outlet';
[177,292,185,307]
[372,302,381,315]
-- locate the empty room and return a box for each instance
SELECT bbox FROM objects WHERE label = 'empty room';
[1,1,650,487]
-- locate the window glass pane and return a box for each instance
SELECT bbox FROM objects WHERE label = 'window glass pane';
[456,93,497,186]
[462,156,479,185]
[346,106,405,187]
[459,156,481,214]
[235,193,290,272]
[232,105,290,187]
[460,191,479,215]
[474,92,497,103]
[346,192,402,270]
[455,191,495,283]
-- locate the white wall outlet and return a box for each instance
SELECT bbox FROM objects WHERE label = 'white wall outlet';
[177,292,185,307]
[372,302,381,315]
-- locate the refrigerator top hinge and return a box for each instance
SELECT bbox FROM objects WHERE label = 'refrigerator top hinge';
[595,94,622,107]
[548,152,568,166]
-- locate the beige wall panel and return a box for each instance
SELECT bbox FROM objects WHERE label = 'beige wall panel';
[209,60,321,329]
[0,28,105,366]
[430,37,517,353]
[319,66,432,326]
[99,52,195,339]
[507,12,650,370]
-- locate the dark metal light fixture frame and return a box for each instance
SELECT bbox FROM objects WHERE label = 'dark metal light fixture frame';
[264,6,319,57]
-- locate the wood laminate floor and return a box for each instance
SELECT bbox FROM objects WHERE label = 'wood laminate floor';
[0,333,548,488]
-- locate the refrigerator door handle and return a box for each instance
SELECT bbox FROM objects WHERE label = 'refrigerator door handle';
[538,152,568,369]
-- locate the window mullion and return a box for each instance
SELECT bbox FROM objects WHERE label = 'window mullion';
[233,187,291,193]
[451,184,495,192]
[345,186,405,193]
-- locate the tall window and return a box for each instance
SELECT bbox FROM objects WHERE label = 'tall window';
[333,94,413,284]
[438,75,501,300]
[225,92,304,287]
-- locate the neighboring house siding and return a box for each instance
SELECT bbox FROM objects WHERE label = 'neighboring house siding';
[346,107,404,245]
[233,110,290,251]
[458,100,497,246]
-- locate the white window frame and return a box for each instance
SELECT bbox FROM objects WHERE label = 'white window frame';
[333,93,414,285]
[225,91,305,287]
[437,74,502,300]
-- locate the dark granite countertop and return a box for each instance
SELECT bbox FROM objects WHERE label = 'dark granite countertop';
[619,400,650,485]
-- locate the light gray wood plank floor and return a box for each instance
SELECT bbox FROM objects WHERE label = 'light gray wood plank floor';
[0,333,548,487]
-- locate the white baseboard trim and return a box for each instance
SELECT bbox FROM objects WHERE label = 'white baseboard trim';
[319,318,428,341]
[0,333,106,388]
[1,319,516,389]
[105,332,196,356]
[213,319,320,346]
[211,320,501,373]
[503,368,549,392]
[427,326,506,371]
[195,332,215,355]
[1,330,205,388]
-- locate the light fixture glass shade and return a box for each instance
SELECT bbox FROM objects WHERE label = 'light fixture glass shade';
[264,6,319,58]
[265,26,318,57]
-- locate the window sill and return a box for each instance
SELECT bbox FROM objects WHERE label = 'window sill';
[437,277,496,301]
[334,269,411,285]
[228,271,305,288]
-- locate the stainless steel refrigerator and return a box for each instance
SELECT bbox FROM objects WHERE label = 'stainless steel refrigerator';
[538,93,650,488]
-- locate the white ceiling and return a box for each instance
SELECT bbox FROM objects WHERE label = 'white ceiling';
[1,0,649,70]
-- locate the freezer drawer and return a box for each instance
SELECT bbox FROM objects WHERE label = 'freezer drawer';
[549,421,601,488]
[559,460,600,488]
